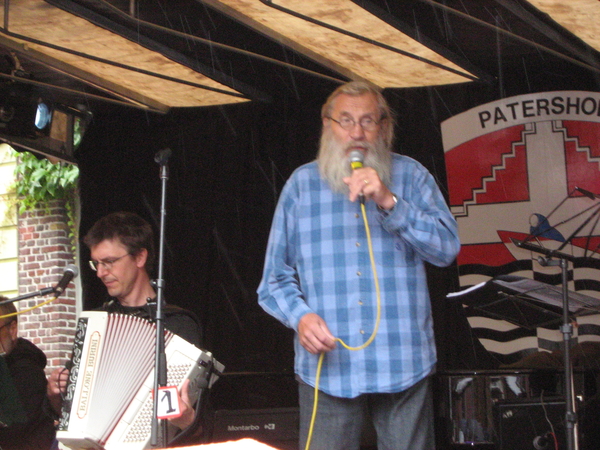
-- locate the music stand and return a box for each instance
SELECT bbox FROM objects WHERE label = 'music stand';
[450,275,600,331]
[510,187,600,450]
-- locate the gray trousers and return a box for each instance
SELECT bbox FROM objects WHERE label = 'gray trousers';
[298,376,434,450]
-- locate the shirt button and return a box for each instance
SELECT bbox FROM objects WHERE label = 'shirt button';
[356,242,360,247]
[356,271,362,276]
[360,330,365,334]
[355,213,359,218]
[358,300,363,305]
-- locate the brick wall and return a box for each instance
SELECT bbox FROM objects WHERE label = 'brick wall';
[17,199,78,375]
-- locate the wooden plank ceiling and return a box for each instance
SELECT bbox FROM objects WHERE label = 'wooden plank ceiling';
[202,0,477,89]
[529,0,600,54]
[0,0,248,112]
[0,0,599,112]
[0,0,479,113]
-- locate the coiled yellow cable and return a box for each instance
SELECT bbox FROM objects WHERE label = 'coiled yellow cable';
[305,202,382,450]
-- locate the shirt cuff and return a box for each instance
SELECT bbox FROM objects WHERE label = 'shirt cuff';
[377,193,398,215]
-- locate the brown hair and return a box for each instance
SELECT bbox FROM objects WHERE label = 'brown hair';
[0,298,17,325]
[84,212,155,273]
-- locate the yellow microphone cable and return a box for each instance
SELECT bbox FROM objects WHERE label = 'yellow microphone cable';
[0,294,62,321]
[0,265,78,320]
[304,201,382,450]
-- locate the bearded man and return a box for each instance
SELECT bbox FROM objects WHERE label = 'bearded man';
[257,81,460,450]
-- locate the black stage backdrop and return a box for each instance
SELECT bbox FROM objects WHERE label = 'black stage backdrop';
[74,69,598,411]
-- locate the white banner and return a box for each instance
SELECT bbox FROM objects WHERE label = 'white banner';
[442,91,600,151]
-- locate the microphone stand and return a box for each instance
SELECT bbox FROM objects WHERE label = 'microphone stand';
[0,284,69,316]
[150,148,172,447]
[539,255,577,450]
[0,287,55,306]
[513,198,600,450]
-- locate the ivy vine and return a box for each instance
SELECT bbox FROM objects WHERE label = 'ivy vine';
[12,150,80,250]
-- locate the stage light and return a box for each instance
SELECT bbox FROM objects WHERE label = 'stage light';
[0,84,92,162]
[0,83,54,137]
[35,102,52,131]
[0,98,51,138]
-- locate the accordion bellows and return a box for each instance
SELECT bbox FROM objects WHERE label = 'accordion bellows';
[57,311,223,449]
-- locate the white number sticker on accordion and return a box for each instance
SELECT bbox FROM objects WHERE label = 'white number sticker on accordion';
[56,311,224,449]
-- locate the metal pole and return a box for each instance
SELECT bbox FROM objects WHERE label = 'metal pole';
[150,148,171,447]
[560,258,578,450]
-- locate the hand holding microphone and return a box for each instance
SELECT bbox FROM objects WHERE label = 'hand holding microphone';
[344,150,395,209]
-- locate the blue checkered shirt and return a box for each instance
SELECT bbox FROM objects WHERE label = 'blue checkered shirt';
[257,154,460,398]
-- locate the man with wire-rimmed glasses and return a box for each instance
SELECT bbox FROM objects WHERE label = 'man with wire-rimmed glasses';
[47,212,202,434]
[84,211,201,346]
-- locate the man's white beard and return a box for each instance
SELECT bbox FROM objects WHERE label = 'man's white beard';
[317,128,392,194]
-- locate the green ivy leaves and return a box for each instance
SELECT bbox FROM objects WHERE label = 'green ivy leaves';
[12,151,79,253]
[13,152,79,214]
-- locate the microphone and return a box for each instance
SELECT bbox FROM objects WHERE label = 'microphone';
[349,149,364,170]
[54,264,79,295]
[154,148,172,165]
[349,150,365,204]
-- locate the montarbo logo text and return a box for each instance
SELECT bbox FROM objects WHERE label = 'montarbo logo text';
[227,424,260,431]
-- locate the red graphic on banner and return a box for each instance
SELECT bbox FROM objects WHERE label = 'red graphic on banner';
[444,112,600,274]
[446,126,529,207]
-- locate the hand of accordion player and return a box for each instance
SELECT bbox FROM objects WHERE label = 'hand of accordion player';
[47,366,70,416]
[169,378,195,430]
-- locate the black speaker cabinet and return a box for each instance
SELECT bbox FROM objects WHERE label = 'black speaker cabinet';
[494,400,566,450]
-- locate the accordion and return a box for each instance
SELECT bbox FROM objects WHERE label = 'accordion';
[56,311,224,449]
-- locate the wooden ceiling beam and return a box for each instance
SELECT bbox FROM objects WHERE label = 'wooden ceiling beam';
[203,0,479,88]
[0,0,248,110]
[527,0,600,56]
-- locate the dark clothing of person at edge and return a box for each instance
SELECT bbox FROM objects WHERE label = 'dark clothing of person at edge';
[0,337,56,450]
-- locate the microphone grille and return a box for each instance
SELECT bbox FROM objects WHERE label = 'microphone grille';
[349,150,364,164]
[65,264,79,278]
